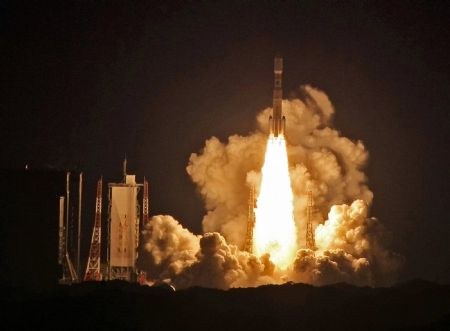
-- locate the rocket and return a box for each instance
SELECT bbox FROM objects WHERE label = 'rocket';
[269,55,286,137]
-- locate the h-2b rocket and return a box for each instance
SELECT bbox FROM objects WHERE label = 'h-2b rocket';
[269,55,286,137]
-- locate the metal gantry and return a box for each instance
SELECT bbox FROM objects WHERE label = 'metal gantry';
[306,190,316,251]
[142,177,149,227]
[84,177,103,281]
[58,172,79,284]
[107,169,142,281]
[244,185,256,253]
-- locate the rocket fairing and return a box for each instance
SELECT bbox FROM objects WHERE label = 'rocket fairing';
[269,55,286,137]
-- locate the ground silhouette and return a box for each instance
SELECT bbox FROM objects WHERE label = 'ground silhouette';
[2,279,449,330]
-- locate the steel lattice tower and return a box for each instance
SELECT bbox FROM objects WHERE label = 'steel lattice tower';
[58,172,78,284]
[84,177,103,281]
[142,177,149,227]
[306,190,316,251]
[244,186,256,253]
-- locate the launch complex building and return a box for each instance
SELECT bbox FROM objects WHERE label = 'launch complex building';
[59,160,149,284]
[58,56,315,285]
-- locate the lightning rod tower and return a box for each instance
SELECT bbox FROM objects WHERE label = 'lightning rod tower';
[142,177,149,227]
[306,190,316,251]
[58,172,78,284]
[84,177,103,281]
[244,185,256,253]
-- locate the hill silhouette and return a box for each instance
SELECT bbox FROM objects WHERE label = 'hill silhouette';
[2,280,449,330]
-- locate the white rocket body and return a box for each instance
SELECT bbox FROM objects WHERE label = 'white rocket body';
[269,56,285,137]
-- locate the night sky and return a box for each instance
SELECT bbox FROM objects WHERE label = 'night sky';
[1,1,449,283]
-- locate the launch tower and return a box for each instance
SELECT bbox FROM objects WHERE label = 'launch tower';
[58,172,79,284]
[306,190,316,251]
[84,177,103,281]
[106,160,143,281]
[244,186,256,253]
[142,177,149,227]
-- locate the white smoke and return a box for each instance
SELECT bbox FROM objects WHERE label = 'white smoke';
[141,85,401,288]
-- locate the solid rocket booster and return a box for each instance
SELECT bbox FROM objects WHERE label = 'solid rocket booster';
[269,55,286,137]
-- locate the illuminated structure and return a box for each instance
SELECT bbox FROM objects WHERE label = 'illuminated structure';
[244,186,256,253]
[84,177,103,281]
[106,160,143,281]
[58,196,65,266]
[268,55,286,137]
[142,177,149,227]
[58,172,79,284]
[306,190,316,251]
[77,172,83,279]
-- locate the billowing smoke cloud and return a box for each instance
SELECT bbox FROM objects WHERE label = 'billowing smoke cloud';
[141,85,401,289]
[174,232,276,289]
[186,133,265,246]
[188,86,373,250]
[140,216,277,289]
[292,200,401,286]
[140,215,200,281]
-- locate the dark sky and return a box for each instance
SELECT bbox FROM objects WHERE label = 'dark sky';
[1,1,449,283]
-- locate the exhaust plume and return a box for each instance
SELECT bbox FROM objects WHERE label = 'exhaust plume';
[253,135,297,269]
[141,85,401,288]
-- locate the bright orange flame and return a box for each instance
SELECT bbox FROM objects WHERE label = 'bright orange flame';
[253,135,297,269]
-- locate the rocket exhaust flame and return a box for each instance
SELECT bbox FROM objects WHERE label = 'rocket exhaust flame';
[253,134,297,269]
[253,55,296,269]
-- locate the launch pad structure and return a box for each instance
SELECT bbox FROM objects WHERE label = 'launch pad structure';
[58,159,150,284]
[106,160,143,281]
[244,186,256,253]
[306,190,316,251]
[84,177,103,281]
[58,172,81,284]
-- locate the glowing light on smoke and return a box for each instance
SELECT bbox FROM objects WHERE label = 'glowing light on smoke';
[253,135,297,269]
